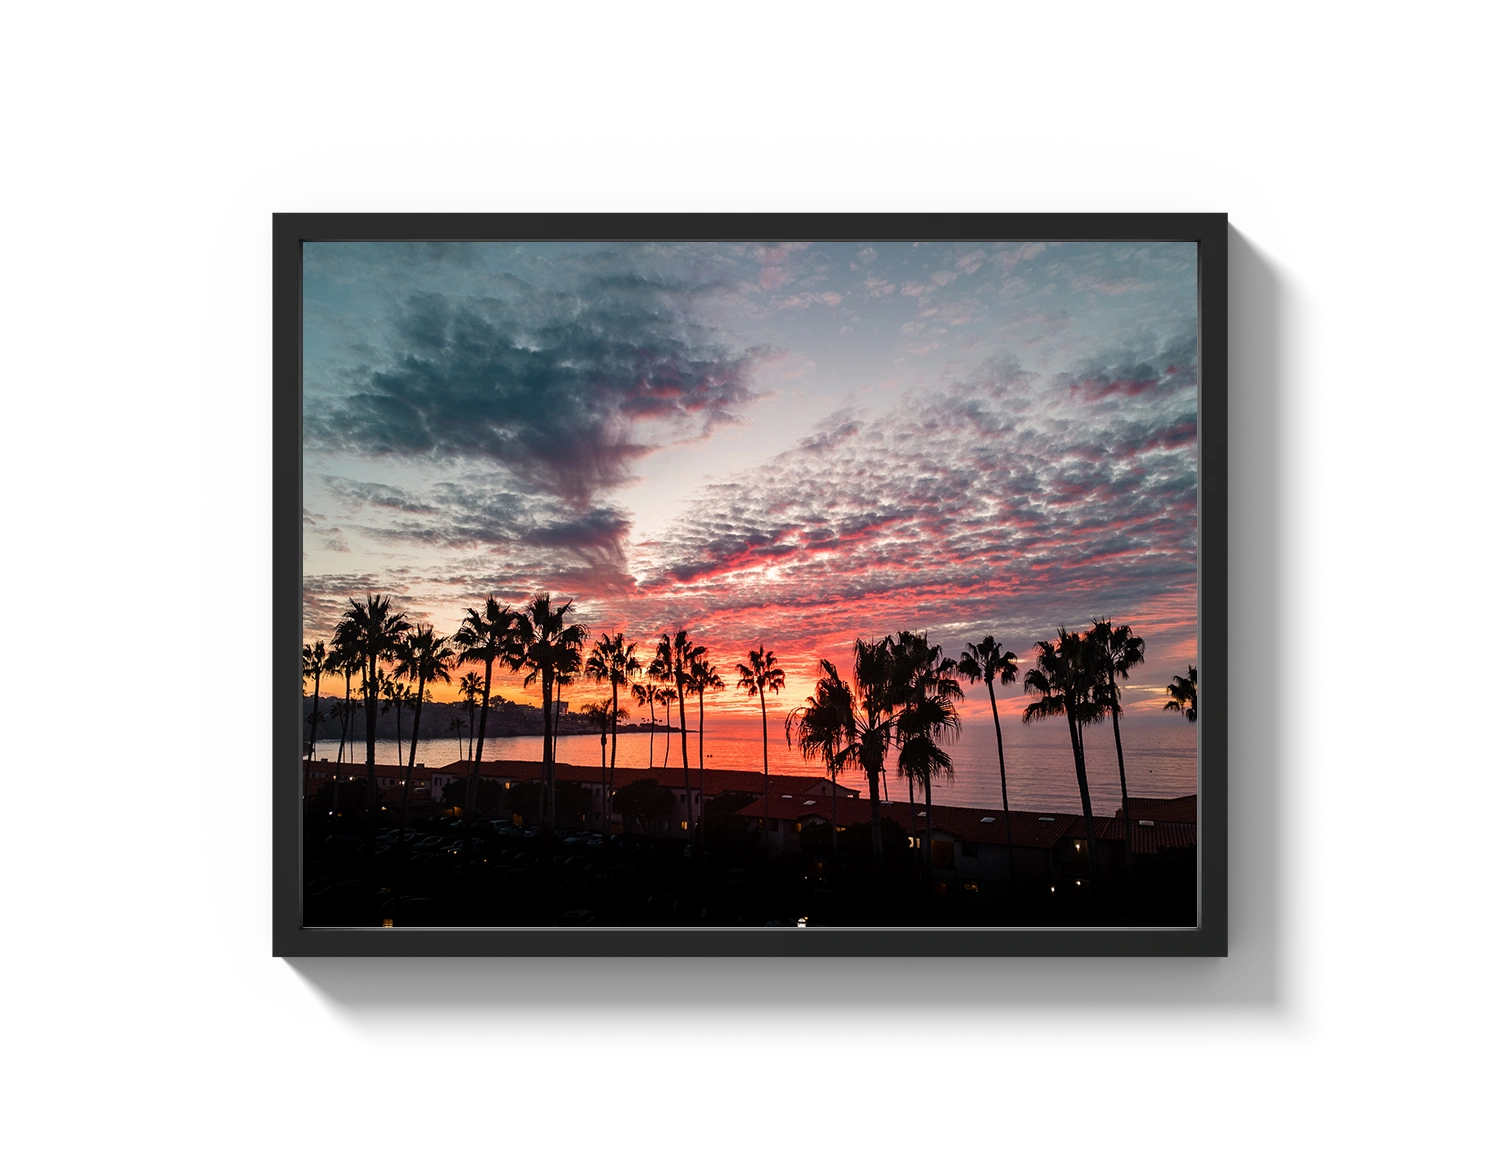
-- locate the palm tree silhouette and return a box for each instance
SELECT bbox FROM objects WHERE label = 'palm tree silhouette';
[785,662,855,860]
[587,633,640,840]
[582,701,611,820]
[737,644,786,856]
[336,595,410,824]
[325,636,359,820]
[656,685,676,770]
[457,671,483,760]
[393,624,454,848]
[655,631,702,840]
[1023,629,1105,888]
[632,681,657,767]
[447,713,465,762]
[689,654,724,844]
[958,635,1020,898]
[1164,665,1197,723]
[302,641,327,782]
[550,637,583,825]
[891,632,962,883]
[1090,619,1146,893]
[518,594,587,834]
[453,597,525,831]
[783,639,905,867]
[381,677,415,770]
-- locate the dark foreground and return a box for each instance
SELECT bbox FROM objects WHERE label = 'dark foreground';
[305,815,1196,929]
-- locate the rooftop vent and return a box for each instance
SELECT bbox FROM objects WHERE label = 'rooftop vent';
[780,794,793,800]
[1140,819,1155,827]
[803,800,816,806]
[1038,816,1055,822]
[980,816,995,824]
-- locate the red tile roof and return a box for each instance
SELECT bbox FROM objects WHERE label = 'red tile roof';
[1113,795,1197,823]
[1086,815,1197,852]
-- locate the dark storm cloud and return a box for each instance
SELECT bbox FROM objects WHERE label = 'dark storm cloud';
[309,273,766,506]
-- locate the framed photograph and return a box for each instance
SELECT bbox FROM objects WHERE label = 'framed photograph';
[273,213,1226,956]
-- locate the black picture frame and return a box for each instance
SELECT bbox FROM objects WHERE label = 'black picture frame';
[187,128,1326,1050]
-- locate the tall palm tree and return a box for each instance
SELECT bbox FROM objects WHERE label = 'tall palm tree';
[302,641,327,780]
[393,625,454,847]
[957,635,1020,898]
[687,657,723,840]
[453,597,525,830]
[518,594,588,834]
[582,700,611,828]
[1023,629,1105,888]
[785,663,855,859]
[550,639,583,826]
[891,631,962,882]
[657,631,703,842]
[632,681,657,767]
[656,684,676,769]
[1164,665,1197,723]
[1090,619,1146,891]
[587,633,640,838]
[783,639,908,866]
[336,595,411,823]
[325,636,359,820]
[457,670,483,760]
[737,644,786,854]
[381,678,415,770]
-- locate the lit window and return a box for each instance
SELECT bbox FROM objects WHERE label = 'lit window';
[680,821,688,831]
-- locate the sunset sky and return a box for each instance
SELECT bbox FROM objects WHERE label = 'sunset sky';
[302,239,1199,719]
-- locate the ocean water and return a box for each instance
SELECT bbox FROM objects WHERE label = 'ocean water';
[310,711,1196,817]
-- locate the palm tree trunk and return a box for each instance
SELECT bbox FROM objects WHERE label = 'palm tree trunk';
[609,679,619,781]
[864,757,884,866]
[646,693,655,768]
[829,766,839,860]
[307,673,321,777]
[541,670,554,833]
[401,676,425,851]
[987,681,1014,901]
[333,672,351,821]
[760,691,770,863]
[364,659,378,823]
[924,778,935,886]
[677,681,690,843]
[466,661,493,828]
[394,702,403,772]
[1065,706,1101,888]
[607,681,618,839]
[907,774,919,872]
[696,690,705,846]
[1108,665,1135,898]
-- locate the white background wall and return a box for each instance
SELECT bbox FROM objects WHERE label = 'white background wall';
[5,4,1494,1164]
